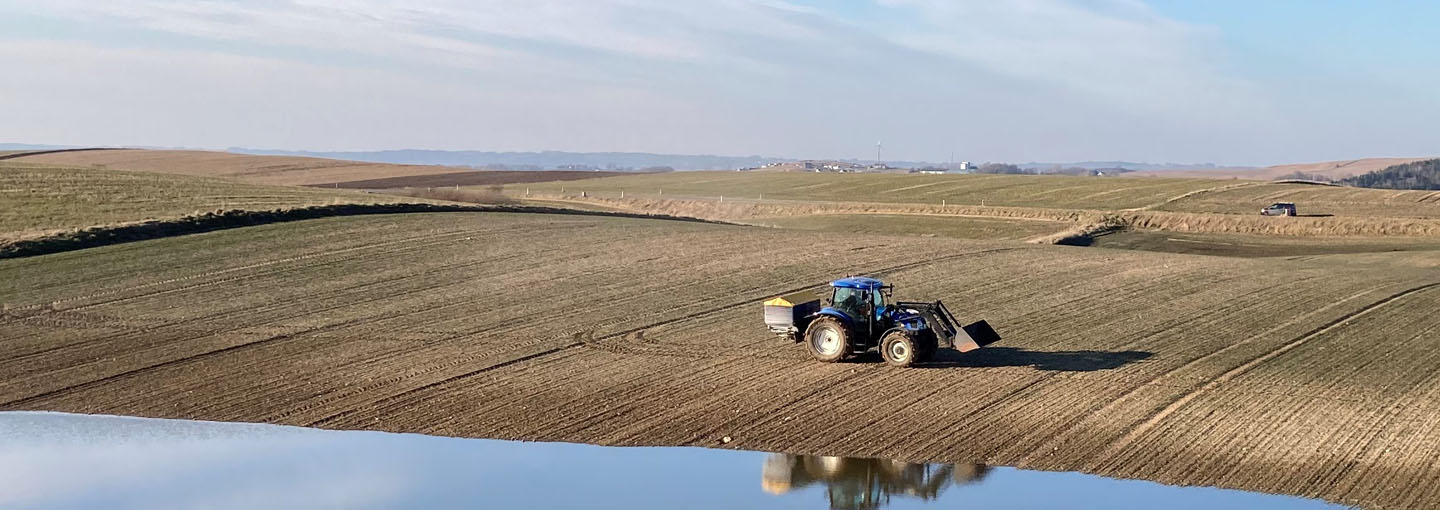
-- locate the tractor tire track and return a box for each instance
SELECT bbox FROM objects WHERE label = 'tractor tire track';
[0,244,533,366]
[0,315,371,409]
[310,247,1026,428]
[1011,274,1360,465]
[5,227,477,314]
[0,251,552,406]
[1084,281,1440,469]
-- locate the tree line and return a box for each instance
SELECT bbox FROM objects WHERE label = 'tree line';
[1337,159,1440,190]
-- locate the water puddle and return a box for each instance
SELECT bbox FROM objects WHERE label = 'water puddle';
[0,412,1344,509]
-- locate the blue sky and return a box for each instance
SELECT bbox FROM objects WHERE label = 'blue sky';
[0,0,1434,165]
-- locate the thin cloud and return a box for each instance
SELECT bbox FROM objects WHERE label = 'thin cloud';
[2,0,1424,163]
[874,0,1256,117]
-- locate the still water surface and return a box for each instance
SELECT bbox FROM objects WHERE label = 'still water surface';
[0,412,1344,509]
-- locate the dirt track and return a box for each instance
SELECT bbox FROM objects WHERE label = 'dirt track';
[3,212,1439,508]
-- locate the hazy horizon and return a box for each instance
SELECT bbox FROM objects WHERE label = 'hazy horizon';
[1,1,1436,167]
[0,142,1258,169]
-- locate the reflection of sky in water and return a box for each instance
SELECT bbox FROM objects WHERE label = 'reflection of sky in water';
[0,412,1343,510]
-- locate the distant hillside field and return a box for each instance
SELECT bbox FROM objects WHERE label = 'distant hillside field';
[0,162,424,242]
[1131,157,1431,180]
[231,147,787,170]
[1156,181,1440,219]
[1262,157,1432,180]
[10,148,1440,257]
[513,171,1232,211]
[509,170,1440,219]
[7,149,465,187]
[1338,159,1440,190]
[321,170,642,189]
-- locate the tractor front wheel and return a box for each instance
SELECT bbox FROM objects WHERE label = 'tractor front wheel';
[881,331,919,367]
[804,317,849,363]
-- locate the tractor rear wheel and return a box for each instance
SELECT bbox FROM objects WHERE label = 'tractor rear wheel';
[804,317,849,363]
[881,331,919,367]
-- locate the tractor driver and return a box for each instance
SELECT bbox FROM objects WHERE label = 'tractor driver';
[834,288,866,316]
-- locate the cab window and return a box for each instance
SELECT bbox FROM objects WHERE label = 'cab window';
[832,288,866,314]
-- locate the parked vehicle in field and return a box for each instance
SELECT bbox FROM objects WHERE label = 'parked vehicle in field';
[1260,202,1297,216]
[762,277,1000,367]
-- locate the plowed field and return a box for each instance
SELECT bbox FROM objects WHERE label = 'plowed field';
[2,212,1439,509]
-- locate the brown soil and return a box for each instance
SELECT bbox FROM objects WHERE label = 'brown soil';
[1091,230,1440,258]
[2,212,1439,509]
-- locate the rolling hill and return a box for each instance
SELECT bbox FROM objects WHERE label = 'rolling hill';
[1,209,1438,509]
[1338,159,1440,190]
[5,149,465,187]
[1132,157,1432,180]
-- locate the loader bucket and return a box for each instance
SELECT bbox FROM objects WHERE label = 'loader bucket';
[954,320,1001,353]
[896,300,1002,353]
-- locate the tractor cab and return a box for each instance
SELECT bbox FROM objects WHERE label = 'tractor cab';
[825,277,890,328]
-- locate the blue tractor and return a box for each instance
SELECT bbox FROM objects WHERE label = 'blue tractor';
[763,277,1001,367]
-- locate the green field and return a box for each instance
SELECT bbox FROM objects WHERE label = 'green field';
[10,152,1440,261]
[512,171,1230,210]
[0,163,422,241]
[1157,181,1440,218]
[511,171,1440,220]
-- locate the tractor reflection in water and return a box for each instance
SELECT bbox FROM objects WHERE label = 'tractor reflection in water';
[762,453,990,509]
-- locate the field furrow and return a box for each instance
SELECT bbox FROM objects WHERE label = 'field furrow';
[3,211,1439,509]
